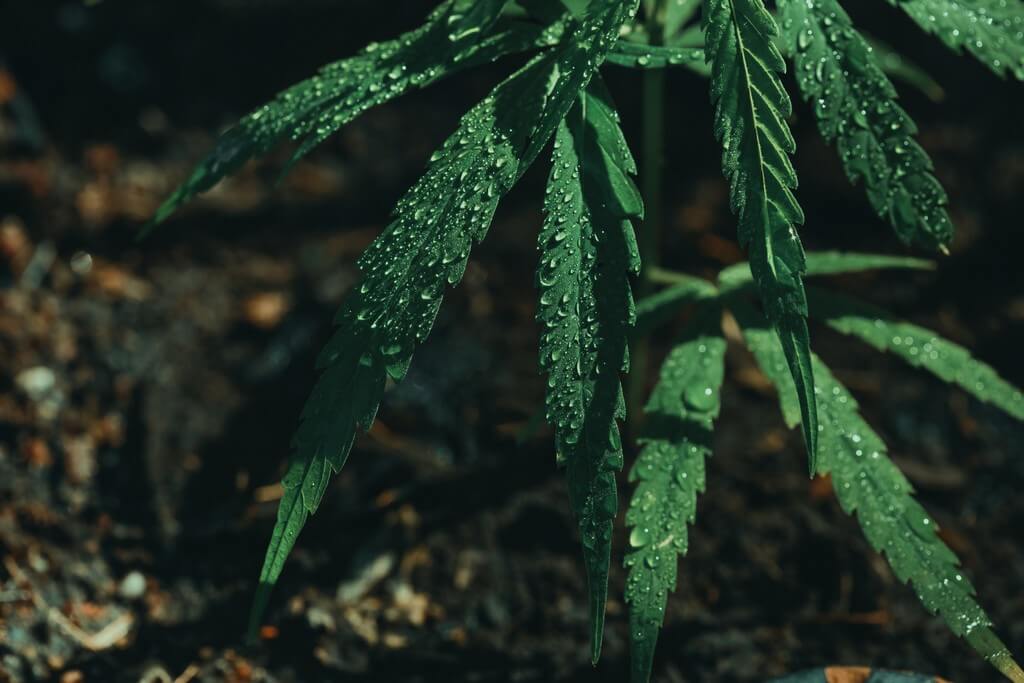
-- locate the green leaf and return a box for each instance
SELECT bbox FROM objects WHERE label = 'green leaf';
[250,0,639,643]
[886,0,1024,80]
[145,0,559,230]
[719,250,933,289]
[606,41,711,74]
[624,305,726,683]
[808,287,1024,420]
[665,0,703,38]
[800,250,934,276]
[779,0,954,250]
[538,75,641,665]
[866,33,946,102]
[703,0,818,471]
[734,303,1024,683]
[634,277,719,334]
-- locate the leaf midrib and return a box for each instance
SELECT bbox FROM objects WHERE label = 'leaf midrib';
[730,1,777,280]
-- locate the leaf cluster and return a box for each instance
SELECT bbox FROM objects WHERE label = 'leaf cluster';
[143,0,1024,681]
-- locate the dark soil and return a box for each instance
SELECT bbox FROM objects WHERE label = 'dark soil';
[0,2,1022,682]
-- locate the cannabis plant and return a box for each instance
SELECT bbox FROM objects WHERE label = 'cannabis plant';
[145,0,1024,680]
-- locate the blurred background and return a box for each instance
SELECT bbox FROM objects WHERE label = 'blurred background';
[0,1,1022,681]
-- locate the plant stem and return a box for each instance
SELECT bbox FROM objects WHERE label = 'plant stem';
[648,266,700,286]
[627,4,666,430]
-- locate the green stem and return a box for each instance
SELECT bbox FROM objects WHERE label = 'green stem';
[628,3,666,431]
[648,266,699,286]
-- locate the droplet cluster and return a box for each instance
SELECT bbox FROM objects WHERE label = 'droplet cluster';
[894,0,1024,79]
[623,318,725,678]
[812,289,1024,419]
[152,0,552,222]
[536,81,641,597]
[705,0,817,466]
[780,0,955,249]
[740,313,1013,666]
[605,41,707,72]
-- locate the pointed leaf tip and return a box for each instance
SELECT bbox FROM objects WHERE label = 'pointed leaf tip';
[705,0,816,468]
[624,308,725,683]
[781,0,956,249]
[994,653,1024,683]
[628,618,658,682]
[590,606,604,665]
[741,307,1018,682]
[966,628,1024,683]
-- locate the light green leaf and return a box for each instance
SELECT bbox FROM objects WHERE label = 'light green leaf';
[607,41,711,74]
[251,0,638,637]
[886,0,1024,80]
[866,34,946,102]
[145,0,562,230]
[635,278,719,334]
[800,250,934,276]
[809,287,1024,420]
[719,250,933,289]
[779,0,954,250]
[703,0,818,471]
[665,0,703,38]
[625,305,725,683]
[538,75,642,665]
[734,302,1024,683]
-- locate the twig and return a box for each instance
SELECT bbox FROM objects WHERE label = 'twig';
[3,556,134,651]
[173,664,201,683]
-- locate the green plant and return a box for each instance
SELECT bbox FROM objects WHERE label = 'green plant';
[145,1,1024,680]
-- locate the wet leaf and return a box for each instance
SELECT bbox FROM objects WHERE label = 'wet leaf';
[719,250,933,289]
[885,0,1024,80]
[809,287,1024,420]
[703,0,818,472]
[735,301,1024,683]
[606,41,710,74]
[145,0,564,230]
[779,0,954,250]
[538,75,642,664]
[251,0,640,645]
[624,305,725,683]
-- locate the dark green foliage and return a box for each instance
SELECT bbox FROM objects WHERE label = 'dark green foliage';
[250,0,641,636]
[606,42,709,73]
[627,258,1024,682]
[148,0,1024,680]
[703,0,818,472]
[718,250,934,289]
[886,0,1024,79]
[146,0,564,229]
[780,0,954,250]
[624,305,725,683]
[537,78,642,661]
[809,288,1024,419]
[634,277,718,333]
[734,301,1020,681]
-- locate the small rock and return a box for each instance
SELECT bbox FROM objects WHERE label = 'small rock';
[242,291,290,329]
[62,435,97,486]
[118,571,147,600]
[337,552,395,604]
[306,606,336,632]
[16,366,56,401]
[70,251,93,275]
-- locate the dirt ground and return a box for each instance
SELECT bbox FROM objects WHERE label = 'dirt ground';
[1,2,1022,682]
